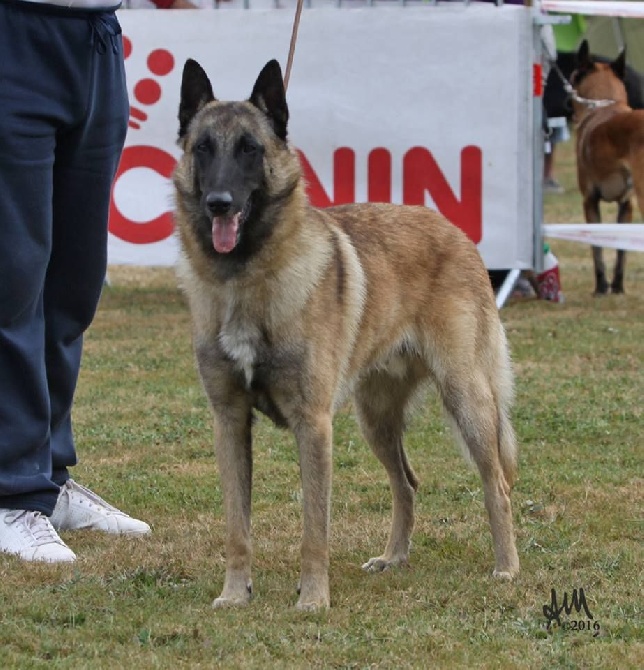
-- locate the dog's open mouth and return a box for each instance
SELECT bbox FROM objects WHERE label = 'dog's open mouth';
[211,200,251,254]
[212,213,241,254]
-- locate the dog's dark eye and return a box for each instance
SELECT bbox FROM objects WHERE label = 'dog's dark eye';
[240,136,259,156]
[195,139,210,154]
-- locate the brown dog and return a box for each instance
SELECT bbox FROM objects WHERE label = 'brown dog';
[173,58,519,610]
[571,40,644,294]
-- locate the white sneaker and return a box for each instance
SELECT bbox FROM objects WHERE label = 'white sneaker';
[50,480,151,536]
[0,509,76,563]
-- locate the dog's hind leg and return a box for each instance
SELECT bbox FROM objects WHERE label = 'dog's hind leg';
[436,356,519,580]
[354,365,423,573]
[612,198,632,293]
[584,191,609,294]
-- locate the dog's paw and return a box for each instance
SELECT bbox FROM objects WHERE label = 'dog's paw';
[212,595,251,609]
[492,567,519,581]
[361,555,408,573]
[296,577,330,611]
[295,597,330,612]
[212,580,253,609]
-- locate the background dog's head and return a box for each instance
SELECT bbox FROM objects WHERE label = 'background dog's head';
[174,60,300,259]
[570,40,628,119]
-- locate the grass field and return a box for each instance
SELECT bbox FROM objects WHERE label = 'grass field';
[0,140,642,669]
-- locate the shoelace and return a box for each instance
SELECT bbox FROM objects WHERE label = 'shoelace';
[6,510,64,546]
[62,481,124,516]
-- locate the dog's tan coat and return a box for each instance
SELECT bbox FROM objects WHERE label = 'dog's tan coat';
[174,60,519,610]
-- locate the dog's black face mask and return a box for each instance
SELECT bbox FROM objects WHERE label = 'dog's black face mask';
[191,119,266,255]
[177,59,289,269]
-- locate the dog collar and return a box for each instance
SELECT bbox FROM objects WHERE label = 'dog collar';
[550,61,617,110]
[572,94,616,109]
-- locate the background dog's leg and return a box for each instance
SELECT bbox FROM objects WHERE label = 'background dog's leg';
[441,373,519,580]
[584,193,609,295]
[211,404,254,608]
[294,414,333,611]
[612,199,632,294]
[354,369,421,573]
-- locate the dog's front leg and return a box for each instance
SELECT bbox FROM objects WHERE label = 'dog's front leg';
[294,414,333,611]
[583,193,608,294]
[212,406,254,608]
[612,199,632,293]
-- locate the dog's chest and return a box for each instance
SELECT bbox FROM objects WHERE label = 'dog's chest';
[218,305,263,388]
[597,170,632,202]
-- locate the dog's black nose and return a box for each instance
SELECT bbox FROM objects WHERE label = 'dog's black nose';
[206,191,233,216]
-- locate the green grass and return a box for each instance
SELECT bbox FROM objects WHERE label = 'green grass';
[0,140,642,668]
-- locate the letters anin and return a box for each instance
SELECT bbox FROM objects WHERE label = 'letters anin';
[110,146,482,245]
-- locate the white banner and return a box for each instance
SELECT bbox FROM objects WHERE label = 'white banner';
[544,224,644,251]
[111,6,536,269]
[541,1,644,18]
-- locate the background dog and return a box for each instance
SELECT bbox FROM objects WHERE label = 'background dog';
[544,49,644,121]
[571,40,644,294]
[173,58,519,610]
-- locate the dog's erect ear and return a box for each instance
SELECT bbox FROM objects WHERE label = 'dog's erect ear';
[178,59,216,142]
[611,48,627,81]
[249,60,289,141]
[576,39,593,70]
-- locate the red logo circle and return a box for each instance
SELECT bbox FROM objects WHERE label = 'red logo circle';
[109,146,177,244]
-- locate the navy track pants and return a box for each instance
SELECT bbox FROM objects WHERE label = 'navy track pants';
[0,3,129,514]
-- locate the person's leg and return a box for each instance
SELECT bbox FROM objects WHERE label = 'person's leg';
[0,3,65,515]
[46,13,130,486]
[0,4,92,562]
[0,8,129,511]
[1,9,147,562]
[543,119,569,194]
[44,13,150,536]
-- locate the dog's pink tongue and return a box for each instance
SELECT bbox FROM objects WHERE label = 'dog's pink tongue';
[212,214,241,253]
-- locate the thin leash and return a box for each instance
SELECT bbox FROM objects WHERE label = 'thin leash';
[552,61,615,110]
[284,0,304,92]
[544,45,615,111]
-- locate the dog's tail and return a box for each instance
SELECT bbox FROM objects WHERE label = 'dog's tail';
[441,316,518,489]
[495,325,518,489]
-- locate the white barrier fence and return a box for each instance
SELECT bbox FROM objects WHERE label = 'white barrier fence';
[542,1,644,19]
[544,224,644,252]
[111,4,538,269]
